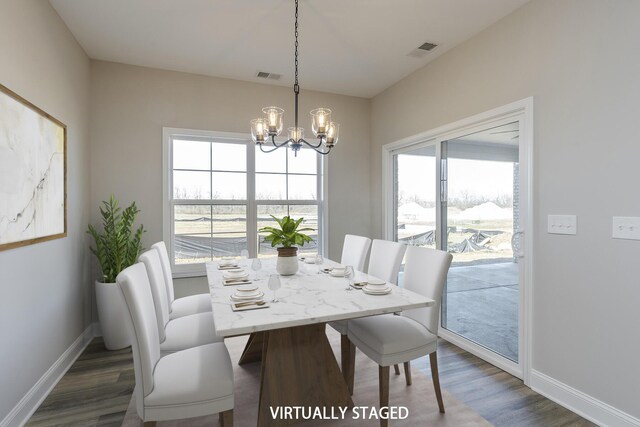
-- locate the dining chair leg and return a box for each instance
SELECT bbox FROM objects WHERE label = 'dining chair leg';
[429,352,445,413]
[379,365,390,427]
[220,409,234,426]
[403,361,412,386]
[393,364,400,375]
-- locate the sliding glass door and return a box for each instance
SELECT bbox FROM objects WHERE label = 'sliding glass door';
[389,116,528,378]
[440,122,520,364]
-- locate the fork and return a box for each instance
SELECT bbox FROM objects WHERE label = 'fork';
[234,301,267,308]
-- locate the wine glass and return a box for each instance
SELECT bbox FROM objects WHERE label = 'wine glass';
[268,274,281,302]
[251,258,262,280]
[315,254,324,274]
[240,249,249,266]
[344,265,354,291]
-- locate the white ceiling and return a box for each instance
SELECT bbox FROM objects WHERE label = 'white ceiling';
[49,0,529,98]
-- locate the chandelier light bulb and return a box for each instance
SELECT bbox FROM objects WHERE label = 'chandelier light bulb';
[262,106,284,136]
[251,118,267,144]
[288,126,304,142]
[325,122,339,146]
[310,108,331,137]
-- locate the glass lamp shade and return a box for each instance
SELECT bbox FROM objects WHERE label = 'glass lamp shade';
[262,106,284,136]
[251,118,267,144]
[288,127,304,142]
[325,122,340,146]
[310,108,331,137]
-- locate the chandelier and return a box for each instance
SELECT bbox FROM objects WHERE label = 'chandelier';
[250,0,339,156]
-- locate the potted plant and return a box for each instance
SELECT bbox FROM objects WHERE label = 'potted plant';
[259,215,314,275]
[88,196,145,350]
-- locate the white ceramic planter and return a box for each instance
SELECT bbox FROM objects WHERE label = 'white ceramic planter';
[95,280,131,350]
[276,247,299,276]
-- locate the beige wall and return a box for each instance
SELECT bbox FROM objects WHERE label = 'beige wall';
[371,0,640,418]
[89,61,371,265]
[0,0,91,420]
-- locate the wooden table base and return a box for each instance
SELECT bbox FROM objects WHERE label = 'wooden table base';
[238,332,265,365]
[256,324,354,427]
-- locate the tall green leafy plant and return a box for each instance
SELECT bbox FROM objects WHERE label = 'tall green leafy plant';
[87,196,145,283]
[259,215,314,248]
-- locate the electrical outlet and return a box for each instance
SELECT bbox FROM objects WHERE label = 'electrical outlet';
[548,215,577,235]
[612,217,640,240]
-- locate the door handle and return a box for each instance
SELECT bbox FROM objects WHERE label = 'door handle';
[511,230,525,258]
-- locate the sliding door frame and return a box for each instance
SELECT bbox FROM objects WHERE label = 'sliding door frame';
[381,98,534,384]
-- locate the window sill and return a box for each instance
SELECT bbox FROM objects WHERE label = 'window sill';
[172,263,207,279]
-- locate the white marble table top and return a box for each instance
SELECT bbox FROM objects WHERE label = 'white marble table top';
[206,257,434,337]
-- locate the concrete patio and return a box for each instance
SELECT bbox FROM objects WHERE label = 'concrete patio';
[443,262,519,361]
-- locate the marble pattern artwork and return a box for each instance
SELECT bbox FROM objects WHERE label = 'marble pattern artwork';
[0,85,66,250]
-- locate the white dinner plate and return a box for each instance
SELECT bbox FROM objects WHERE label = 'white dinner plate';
[330,269,346,277]
[230,291,264,301]
[362,285,392,295]
[236,284,258,292]
[223,270,249,279]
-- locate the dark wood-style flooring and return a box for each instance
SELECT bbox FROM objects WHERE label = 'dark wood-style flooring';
[26,337,594,426]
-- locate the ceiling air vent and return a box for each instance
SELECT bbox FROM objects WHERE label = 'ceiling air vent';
[256,71,282,80]
[418,42,438,51]
[407,41,439,58]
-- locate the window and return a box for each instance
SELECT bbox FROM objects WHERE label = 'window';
[163,128,325,276]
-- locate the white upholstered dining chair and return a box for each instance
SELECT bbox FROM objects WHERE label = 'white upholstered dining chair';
[329,234,372,337]
[340,234,372,272]
[347,246,452,426]
[139,249,221,354]
[366,239,407,285]
[117,263,234,426]
[329,234,372,377]
[152,241,212,319]
[333,238,407,392]
[369,239,408,377]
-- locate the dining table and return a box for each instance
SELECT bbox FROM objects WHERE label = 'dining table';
[206,256,434,427]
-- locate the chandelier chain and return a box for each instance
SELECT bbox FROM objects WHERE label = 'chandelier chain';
[294,0,299,94]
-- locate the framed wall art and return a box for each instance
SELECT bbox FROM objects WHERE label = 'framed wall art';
[0,83,67,251]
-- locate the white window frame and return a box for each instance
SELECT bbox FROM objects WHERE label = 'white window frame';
[162,127,327,278]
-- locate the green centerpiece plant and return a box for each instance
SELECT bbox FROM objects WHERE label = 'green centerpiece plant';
[260,215,313,275]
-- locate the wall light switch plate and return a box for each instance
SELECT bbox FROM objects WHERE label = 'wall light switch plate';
[612,217,640,240]
[548,215,577,235]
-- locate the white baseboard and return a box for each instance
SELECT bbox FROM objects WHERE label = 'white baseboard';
[0,323,98,427]
[530,370,640,427]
